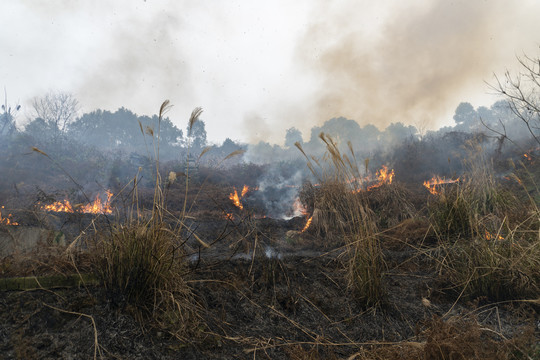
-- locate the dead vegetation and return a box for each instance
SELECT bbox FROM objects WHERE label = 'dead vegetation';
[0,104,539,359]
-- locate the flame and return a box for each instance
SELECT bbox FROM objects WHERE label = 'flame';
[43,200,74,213]
[301,216,313,233]
[224,213,234,221]
[484,230,504,241]
[366,165,395,191]
[523,153,532,161]
[292,198,309,217]
[229,185,256,210]
[42,190,113,214]
[423,176,460,195]
[80,190,113,214]
[228,189,243,210]
[241,185,249,197]
[0,206,18,225]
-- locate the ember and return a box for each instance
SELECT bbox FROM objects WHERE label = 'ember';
[0,206,18,226]
[484,230,504,241]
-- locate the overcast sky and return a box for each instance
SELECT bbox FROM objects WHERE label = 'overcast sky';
[1,1,539,144]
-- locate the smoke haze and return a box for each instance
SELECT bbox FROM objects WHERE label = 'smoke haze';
[291,0,540,135]
[2,1,540,144]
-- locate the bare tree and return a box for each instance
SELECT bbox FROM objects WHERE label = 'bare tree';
[489,53,540,146]
[32,91,79,139]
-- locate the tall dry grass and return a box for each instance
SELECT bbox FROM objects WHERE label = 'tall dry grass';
[90,101,204,336]
[430,141,540,300]
[296,133,386,306]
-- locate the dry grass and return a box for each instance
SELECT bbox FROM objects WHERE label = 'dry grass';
[87,101,202,337]
[296,134,386,306]
[429,141,540,301]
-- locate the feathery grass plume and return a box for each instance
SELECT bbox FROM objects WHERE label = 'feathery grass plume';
[198,145,213,160]
[188,107,203,132]
[31,146,49,157]
[159,99,171,119]
[223,149,246,161]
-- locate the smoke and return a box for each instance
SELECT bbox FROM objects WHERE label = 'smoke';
[74,8,195,118]
[291,0,540,134]
[5,1,540,145]
[252,166,306,219]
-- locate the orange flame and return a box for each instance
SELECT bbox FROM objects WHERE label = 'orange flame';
[229,185,256,210]
[0,206,18,225]
[42,200,74,213]
[224,213,235,221]
[228,189,243,210]
[366,165,395,191]
[484,230,504,241]
[423,176,459,195]
[241,185,249,197]
[80,190,113,214]
[301,216,313,233]
[42,190,113,214]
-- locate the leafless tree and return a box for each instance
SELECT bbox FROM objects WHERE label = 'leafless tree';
[489,53,540,146]
[32,91,79,138]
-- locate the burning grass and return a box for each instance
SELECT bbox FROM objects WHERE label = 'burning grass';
[427,143,540,301]
[296,134,386,306]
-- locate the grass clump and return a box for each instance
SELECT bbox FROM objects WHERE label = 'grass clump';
[89,101,200,337]
[429,141,540,301]
[296,134,385,306]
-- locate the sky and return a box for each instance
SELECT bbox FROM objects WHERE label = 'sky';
[1,0,540,145]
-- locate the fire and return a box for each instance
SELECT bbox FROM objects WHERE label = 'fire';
[80,190,113,214]
[523,153,532,161]
[241,185,249,197]
[366,165,395,191]
[0,206,18,225]
[228,189,243,210]
[229,185,256,210]
[42,190,114,214]
[42,200,74,213]
[301,216,313,233]
[224,213,234,221]
[423,176,460,195]
[292,198,309,217]
[484,230,504,241]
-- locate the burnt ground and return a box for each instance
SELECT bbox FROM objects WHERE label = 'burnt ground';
[1,224,539,359]
[0,183,539,359]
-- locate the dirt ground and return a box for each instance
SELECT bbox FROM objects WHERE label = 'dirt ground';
[0,182,539,359]
[1,227,538,359]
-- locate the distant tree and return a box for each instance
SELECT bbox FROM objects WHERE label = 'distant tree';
[68,107,183,157]
[284,127,303,148]
[220,138,242,154]
[380,122,418,145]
[24,117,56,140]
[187,119,207,151]
[31,91,79,141]
[453,102,477,131]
